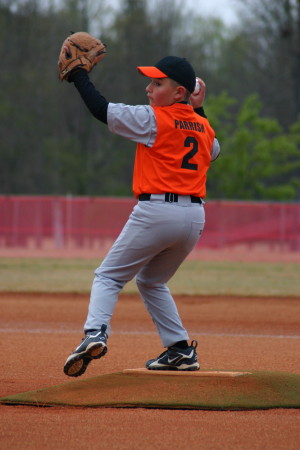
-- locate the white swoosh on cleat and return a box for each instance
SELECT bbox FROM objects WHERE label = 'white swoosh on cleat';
[168,350,194,364]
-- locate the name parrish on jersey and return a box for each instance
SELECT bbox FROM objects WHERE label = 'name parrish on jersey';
[174,119,205,133]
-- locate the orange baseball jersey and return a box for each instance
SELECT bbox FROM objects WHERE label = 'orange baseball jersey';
[133,103,215,198]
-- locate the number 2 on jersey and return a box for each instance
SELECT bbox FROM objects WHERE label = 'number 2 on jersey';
[181,136,198,171]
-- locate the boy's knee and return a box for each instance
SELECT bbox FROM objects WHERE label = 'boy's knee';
[93,272,125,290]
[136,277,165,291]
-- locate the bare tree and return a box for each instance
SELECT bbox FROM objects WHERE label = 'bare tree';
[235,0,300,124]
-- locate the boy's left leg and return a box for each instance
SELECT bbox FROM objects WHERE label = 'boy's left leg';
[136,203,205,370]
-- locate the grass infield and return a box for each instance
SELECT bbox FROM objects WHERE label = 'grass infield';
[0,257,299,296]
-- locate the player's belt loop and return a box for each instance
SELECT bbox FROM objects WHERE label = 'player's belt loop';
[165,193,178,203]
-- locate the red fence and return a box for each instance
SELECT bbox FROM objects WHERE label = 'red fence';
[0,196,299,251]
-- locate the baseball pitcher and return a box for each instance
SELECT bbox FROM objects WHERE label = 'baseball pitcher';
[58,32,220,377]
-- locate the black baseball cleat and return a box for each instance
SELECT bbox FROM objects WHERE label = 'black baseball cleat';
[63,324,108,377]
[145,340,200,371]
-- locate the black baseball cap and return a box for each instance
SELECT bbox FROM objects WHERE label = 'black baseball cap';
[137,56,196,93]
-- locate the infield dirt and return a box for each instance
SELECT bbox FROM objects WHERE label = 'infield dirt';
[0,292,300,449]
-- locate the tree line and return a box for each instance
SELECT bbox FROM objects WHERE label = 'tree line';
[0,0,299,200]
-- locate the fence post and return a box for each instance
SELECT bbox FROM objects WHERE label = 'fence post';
[53,197,64,248]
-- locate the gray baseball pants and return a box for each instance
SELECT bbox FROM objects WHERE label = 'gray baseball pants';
[84,194,205,347]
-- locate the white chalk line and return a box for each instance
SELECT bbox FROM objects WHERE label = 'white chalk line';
[0,327,299,339]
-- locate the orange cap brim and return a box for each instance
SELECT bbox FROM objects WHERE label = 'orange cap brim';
[137,66,168,78]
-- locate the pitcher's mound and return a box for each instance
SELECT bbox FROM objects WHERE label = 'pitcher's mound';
[123,368,251,377]
[1,370,299,410]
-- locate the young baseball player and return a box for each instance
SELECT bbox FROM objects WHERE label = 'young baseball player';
[62,54,220,377]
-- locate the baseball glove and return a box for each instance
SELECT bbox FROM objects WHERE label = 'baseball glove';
[58,32,106,81]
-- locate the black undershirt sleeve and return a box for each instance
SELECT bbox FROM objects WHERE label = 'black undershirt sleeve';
[71,70,108,124]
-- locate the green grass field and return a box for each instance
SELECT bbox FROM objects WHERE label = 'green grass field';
[0,257,299,297]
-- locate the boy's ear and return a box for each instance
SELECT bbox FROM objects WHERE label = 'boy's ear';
[174,85,187,101]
